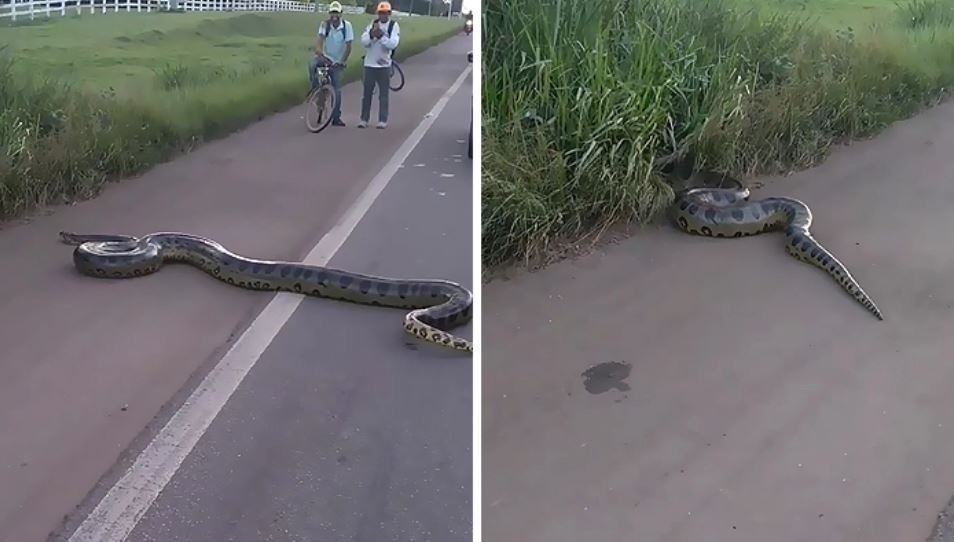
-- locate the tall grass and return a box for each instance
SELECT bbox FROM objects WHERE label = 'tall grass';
[481,0,954,267]
[898,0,954,29]
[0,14,459,221]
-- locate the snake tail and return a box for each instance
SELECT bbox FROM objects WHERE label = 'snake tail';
[781,228,883,320]
[671,187,882,320]
[60,231,473,353]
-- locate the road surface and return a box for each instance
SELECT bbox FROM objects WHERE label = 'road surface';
[483,99,954,542]
[0,34,472,542]
[121,63,473,542]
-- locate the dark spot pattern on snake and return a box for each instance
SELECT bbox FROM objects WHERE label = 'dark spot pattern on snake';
[671,187,882,320]
[61,232,474,352]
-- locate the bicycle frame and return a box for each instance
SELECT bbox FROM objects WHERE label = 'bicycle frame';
[312,65,332,92]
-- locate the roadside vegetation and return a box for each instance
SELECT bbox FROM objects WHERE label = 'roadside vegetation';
[0,12,459,219]
[481,0,954,267]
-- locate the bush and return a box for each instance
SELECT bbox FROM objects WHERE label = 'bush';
[481,0,954,267]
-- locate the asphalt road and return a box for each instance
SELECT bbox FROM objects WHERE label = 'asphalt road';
[0,34,472,542]
[122,66,473,542]
[483,99,954,542]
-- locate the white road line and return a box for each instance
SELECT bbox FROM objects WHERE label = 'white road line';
[67,64,473,542]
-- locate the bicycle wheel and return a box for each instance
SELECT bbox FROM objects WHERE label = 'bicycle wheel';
[389,61,405,92]
[304,84,337,133]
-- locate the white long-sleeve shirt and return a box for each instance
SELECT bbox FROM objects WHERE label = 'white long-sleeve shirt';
[361,18,400,68]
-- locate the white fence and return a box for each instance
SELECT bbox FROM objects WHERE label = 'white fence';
[0,0,375,21]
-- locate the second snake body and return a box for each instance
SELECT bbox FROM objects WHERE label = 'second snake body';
[60,231,473,352]
[670,186,883,320]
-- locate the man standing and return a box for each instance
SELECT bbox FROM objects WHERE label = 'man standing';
[358,1,400,129]
[309,1,352,127]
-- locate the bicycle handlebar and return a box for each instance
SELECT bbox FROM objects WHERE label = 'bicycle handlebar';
[314,54,346,68]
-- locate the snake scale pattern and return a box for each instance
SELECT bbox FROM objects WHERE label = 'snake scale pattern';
[59,231,473,352]
[670,186,883,320]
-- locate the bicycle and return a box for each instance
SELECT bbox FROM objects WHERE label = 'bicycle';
[304,59,341,133]
[365,58,404,96]
[389,59,405,92]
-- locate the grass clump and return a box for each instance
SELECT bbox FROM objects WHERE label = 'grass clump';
[481,0,954,267]
[0,12,459,220]
[899,0,954,29]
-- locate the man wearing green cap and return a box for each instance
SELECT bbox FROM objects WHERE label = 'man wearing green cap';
[309,1,353,127]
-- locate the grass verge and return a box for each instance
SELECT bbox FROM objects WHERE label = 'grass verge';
[481,0,954,268]
[0,12,460,219]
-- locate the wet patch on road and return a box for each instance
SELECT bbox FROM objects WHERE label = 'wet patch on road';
[581,361,631,394]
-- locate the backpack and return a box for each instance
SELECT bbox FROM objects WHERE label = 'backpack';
[386,20,397,55]
[322,19,347,40]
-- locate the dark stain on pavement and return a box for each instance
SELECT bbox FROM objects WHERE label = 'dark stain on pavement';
[581,361,632,394]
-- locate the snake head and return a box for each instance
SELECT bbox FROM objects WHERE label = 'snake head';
[666,176,694,198]
[59,231,140,246]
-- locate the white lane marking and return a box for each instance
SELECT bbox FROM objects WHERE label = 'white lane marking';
[67,64,473,542]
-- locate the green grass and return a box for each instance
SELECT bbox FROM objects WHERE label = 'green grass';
[481,0,954,267]
[749,0,901,28]
[0,12,459,218]
[747,0,954,30]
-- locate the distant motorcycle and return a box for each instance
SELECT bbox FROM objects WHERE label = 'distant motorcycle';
[463,19,473,36]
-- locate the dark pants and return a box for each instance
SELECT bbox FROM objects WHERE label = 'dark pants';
[360,66,390,123]
[308,57,344,121]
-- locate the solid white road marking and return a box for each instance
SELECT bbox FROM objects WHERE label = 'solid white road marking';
[67,64,473,542]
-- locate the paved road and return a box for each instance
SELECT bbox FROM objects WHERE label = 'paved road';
[483,99,954,542]
[121,66,473,542]
[0,34,471,542]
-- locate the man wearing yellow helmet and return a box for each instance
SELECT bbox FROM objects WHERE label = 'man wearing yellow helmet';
[358,1,400,129]
[309,1,353,127]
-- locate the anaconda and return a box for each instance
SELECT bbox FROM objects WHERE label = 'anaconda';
[670,186,883,320]
[59,231,473,352]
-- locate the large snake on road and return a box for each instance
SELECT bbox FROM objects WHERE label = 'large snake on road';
[59,231,473,352]
[670,186,883,320]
